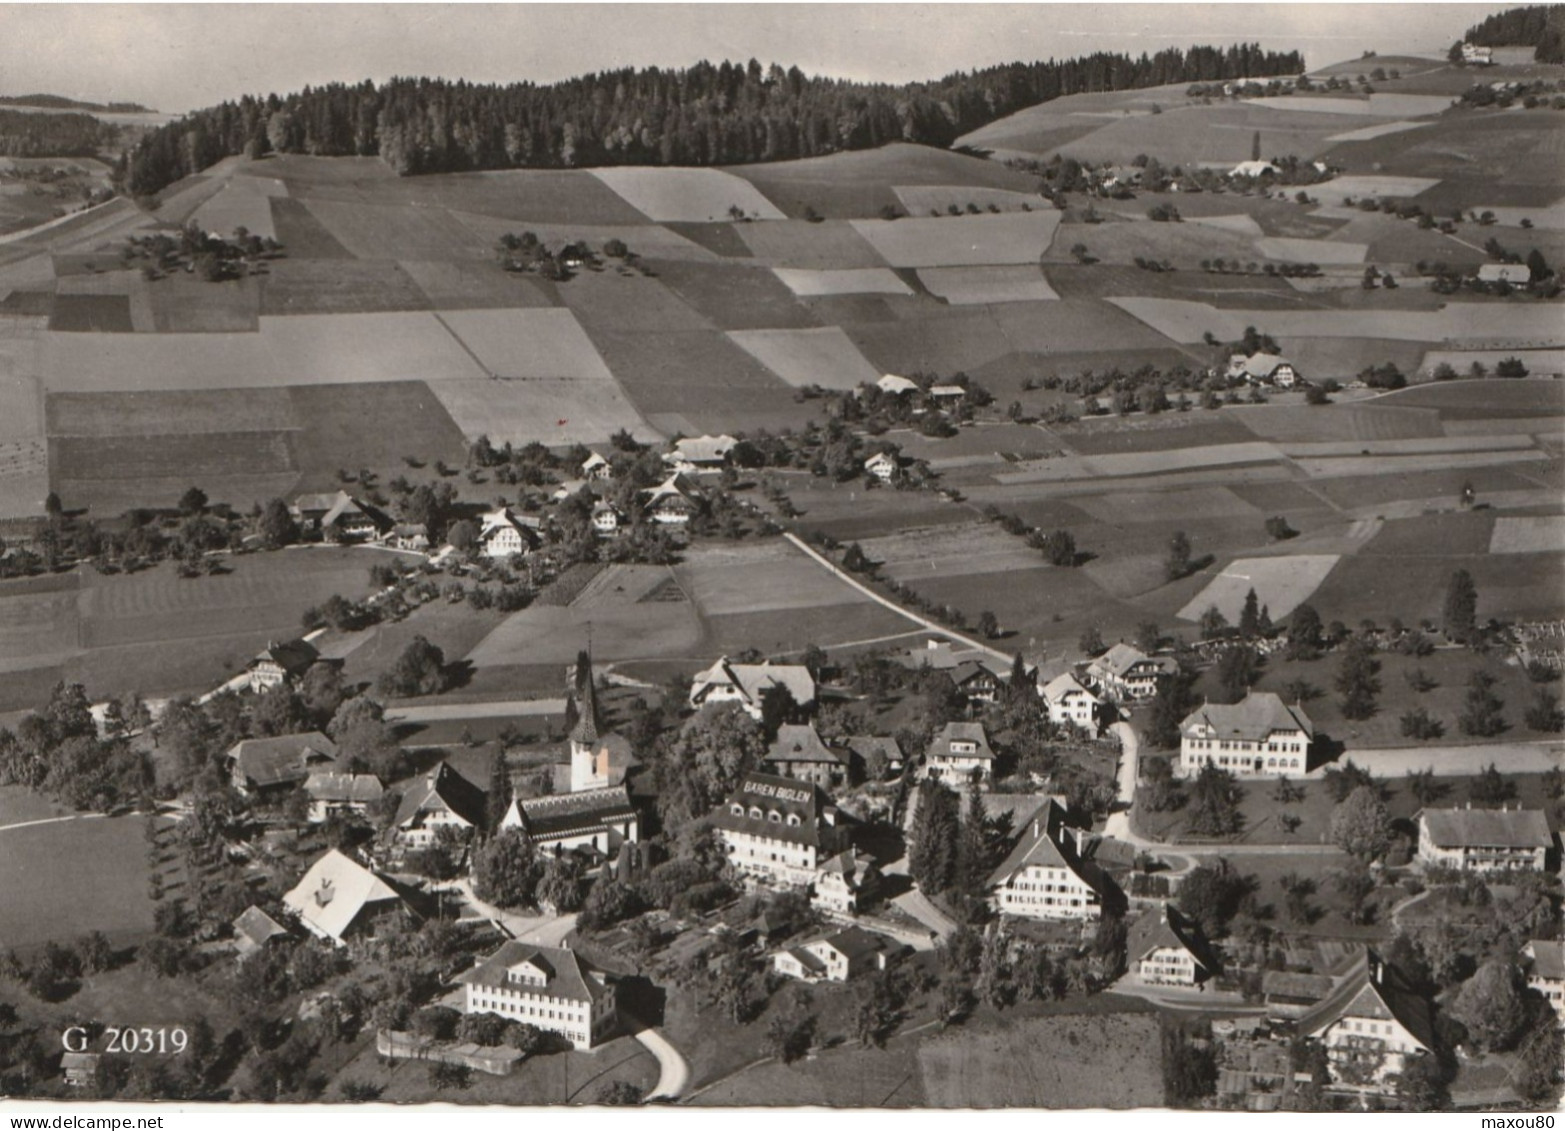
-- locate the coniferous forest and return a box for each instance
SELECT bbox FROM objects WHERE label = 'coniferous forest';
[0,108,117,158]
[116,43,1305,196]
[1463,4,1565,61]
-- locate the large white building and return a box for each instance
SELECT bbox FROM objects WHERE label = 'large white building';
[988,800,1116,922]
[457,942,617,1050]
[1416,805,1552,872]
[476,507,540,559]
[501,786,639,858]
[1303,950,1436,1088]
[1179,691,1313,778]
[711,771,843,888]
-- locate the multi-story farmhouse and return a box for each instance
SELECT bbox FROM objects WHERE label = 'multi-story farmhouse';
[988,800,1117,922]
[812,849,881,916]
[302,771,383,822]
[1415,805,1552,872]
[1178,691,1314,778]
[711,771,843,888]
[282,849,418,947]
[457,942,617,1050]
[476,506,541,559]
[228,731,339,797]
[924,721,994,785]
[392,762,488,851]
[1127,904,1219,987]
[763,723,851,789]
[1302,949,1436,1088]
[688,656,816,720]
[1041,672,1102,731]
[246,637,321,693]
[1085,642,1176,701]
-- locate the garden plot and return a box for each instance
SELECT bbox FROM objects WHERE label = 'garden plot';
[428,377,654,447]
[678,540,875,615]
[727,327,880,390]
[38,312,486,392]
[436,308,615,380]
[771,267,910,297]
[736,220,892,269]
[1177,554,1340,622]
[893,185,1043,215]
[918,265,1059,304]
[1255,236,1367,264]
[189,182,278,240]
[848,212,1061,267]
[589,167,785,222]
[1490,515,1565,555]
[858,522,1047,582]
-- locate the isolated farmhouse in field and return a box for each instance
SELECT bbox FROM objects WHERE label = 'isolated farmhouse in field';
[476,506,541,558]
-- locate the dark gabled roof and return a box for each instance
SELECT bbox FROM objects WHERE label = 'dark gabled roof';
[1127,904,1220,975]
[394,761,488,830]
[711,772,828,847]
[988,799,1116,903]
[845,735,902,763]
[1181,692,1314,743]
[781,946,827,974]
[251,637,320,678]
[517,785,637,839]
[1092,643,1175,679]
[766,724,846,767]
[570,669,603,745]
[233,906,289,948]
[930,721,994,761]
[1527,940,1565,981]
[455,941,610,1003]
[229,731,339,788]
[1419,806,1552,849]
[817,925,895,962]
[1302,949,1437,1053]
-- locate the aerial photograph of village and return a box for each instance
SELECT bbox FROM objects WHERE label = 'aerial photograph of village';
[0,1,1559,1115]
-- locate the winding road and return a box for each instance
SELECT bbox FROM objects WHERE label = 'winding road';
[632,1024,690,1102]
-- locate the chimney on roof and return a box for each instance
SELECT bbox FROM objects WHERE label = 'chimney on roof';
[315,878,334,907]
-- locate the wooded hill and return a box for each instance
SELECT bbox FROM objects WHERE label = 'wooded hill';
[116,43,1304,196]
[1463,4,1565,62]
[0,108,115,158]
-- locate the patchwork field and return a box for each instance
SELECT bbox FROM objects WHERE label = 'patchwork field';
[727,326,880,390]
[436,307,617,380]
[1108,297,1565,346]
[1491,515,1565,555]
[589,167,786,222]
[893,184,1043,215]
[918,265,1059,304]
[38,312,488,392]
[676,540,877,615]
[189,181,278,240]
[1176,553,1340,622]
[646,260,816,331]
[849,212,1063,267]
[771,266,911,297]
[260,259,430,314]
[859,522,1048,582]
[734,220,892,269]
[428,377,655,447]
